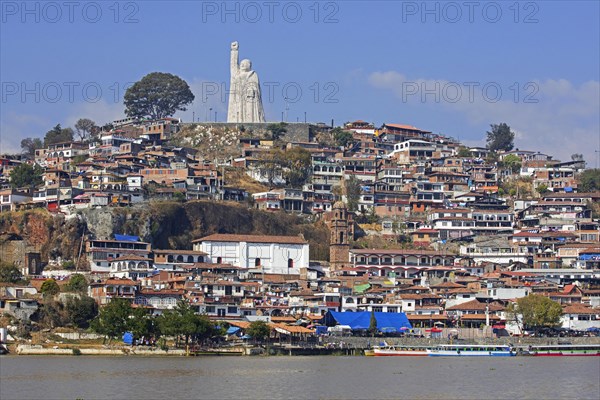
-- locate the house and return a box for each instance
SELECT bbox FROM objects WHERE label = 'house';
[86,236,152,272]
[445,298,505,328]
[89,278,139,305]
[192,234,309,275]
[109,254,155,279]
[560,303,599,331]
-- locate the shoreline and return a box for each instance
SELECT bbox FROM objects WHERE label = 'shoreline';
[5,337,600,357]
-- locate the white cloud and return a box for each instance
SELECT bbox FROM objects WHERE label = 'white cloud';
[368,71,600,163]
[64,99,125,128]
[0,111,50,154]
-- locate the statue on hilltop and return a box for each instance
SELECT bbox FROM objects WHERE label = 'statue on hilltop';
[227,41,266,123]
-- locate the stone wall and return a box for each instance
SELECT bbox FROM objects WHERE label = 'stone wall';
[181,122,311,143]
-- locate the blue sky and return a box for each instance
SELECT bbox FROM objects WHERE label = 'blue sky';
[1,1,599,164]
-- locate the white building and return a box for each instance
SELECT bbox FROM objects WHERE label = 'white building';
[192,234,309,275]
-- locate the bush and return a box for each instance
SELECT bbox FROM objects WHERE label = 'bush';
[72,348,82,356]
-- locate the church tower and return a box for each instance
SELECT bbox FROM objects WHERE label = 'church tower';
[329,201,350,272]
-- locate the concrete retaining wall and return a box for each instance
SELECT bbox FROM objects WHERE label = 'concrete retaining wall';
[16,345,186,356]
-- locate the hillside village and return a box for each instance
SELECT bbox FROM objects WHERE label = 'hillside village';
[1,117,600,339]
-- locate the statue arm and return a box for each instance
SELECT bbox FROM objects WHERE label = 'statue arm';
[230,42,239,74]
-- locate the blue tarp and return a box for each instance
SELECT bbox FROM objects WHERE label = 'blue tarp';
[226,327,241,335]
[123,331,134,345]
[324,311,412,332]
[114,234,140,242]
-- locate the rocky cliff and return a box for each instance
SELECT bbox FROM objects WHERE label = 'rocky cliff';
[0,201,330,267]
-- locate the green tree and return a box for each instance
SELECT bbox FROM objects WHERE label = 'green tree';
[20,137,43,157]
[344,175,362,212]
[247,320,270,343]
[66,274,88,293]
[36,299,68,329]
[64,295,98,328]
[91,298,133,342]
[128,306,155,339]
[44,124,74,146]
[536,184,550,196]
[486,123,515,152]
[515,294,562,333]
[124,72,195,120]
[369,310,378,336]
[9,163,44,188]
[501,154,522,174]
[457,146,472,158]
[0,262,23,283]
[578,169,600,192]
[156,301,214,346]
[74,118,97,142]
[331,127,355,148]
[40,279,60,297]
[266,122,288,141]
[283,147,312,188]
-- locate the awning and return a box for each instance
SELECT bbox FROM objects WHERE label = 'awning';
[324,311,412,332]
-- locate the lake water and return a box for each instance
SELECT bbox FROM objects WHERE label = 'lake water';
[1,356,599,400]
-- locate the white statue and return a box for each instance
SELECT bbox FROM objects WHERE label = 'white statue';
[227,41,266,123]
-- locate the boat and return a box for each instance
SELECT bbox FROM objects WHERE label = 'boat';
[526,344,600,356]
[373,345,428,356]
[426,344,515,357]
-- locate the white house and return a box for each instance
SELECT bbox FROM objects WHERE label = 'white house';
[560,303,600,331]
[192,233,309,275]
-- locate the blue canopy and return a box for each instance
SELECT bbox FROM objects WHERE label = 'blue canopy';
[226,327,241,335]
[114,234,140,242]
[324,311,412,332]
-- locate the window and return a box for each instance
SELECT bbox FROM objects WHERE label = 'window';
[288,258,294,270]
[216,257,222,263]
[227,307,238,314]
[255,258,261,267]
[372,306,383,312]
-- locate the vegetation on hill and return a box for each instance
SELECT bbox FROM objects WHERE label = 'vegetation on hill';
[0,201,331,264]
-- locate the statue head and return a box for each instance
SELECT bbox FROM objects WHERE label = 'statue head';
[240,59,252,72]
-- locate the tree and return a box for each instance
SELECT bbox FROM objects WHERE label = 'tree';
[9,163,44,188]
[64,295,98,328]
[40,279,60,297]
[501,154,522,174]
[74,118,97,142]
[44,124,74,146]
[128,306,155,339]
[536,184,550,196]
[36,299,68,329]
[20,137,43,157]
[331,127,354,148]
[91,298,133,341]
[124,72,195,120]
[156,300,215,346]
[486,123,515,152]
[0,262,23,283]
[515,294,562,333]
[66,274,88,293]
[247,320,270,343]
[256,148,286,189]
[266,122,288,141]
[344,175,362,212]
[283,147,312,188]
[368,310,378,336]
[578,169,600,192]
[456,146,472,158]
